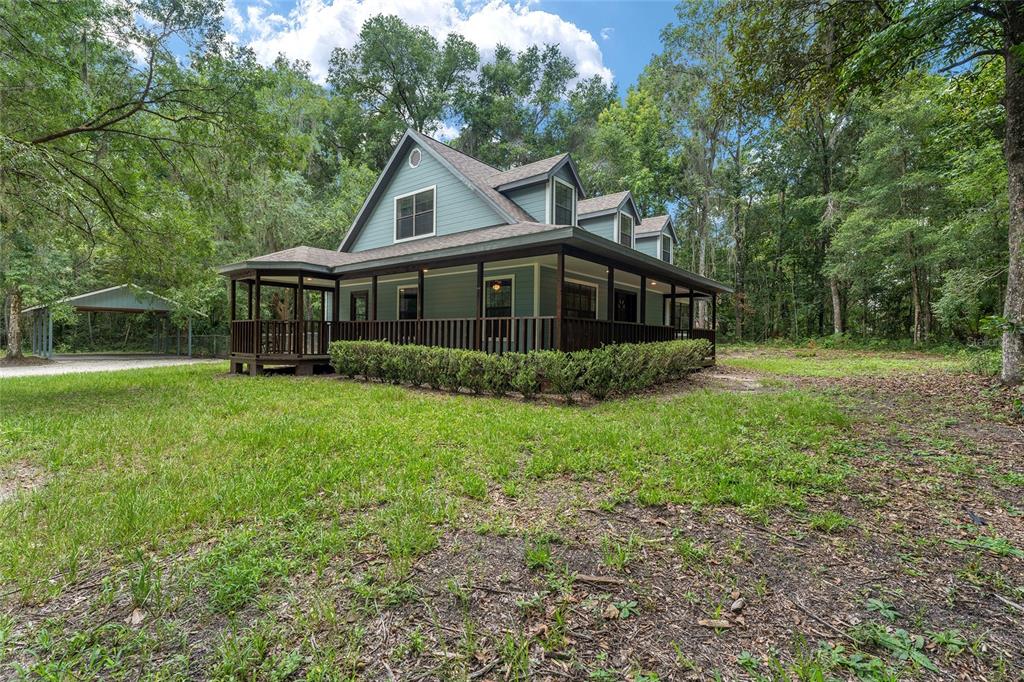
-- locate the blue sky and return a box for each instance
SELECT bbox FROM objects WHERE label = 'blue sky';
[545,1,678,91]
[224,0,680,96]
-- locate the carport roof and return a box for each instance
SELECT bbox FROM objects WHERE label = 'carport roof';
[24,284,195,315]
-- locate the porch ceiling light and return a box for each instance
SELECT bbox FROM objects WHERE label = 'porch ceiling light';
[491,281,502,292]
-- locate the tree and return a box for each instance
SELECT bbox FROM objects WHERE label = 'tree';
[327,15,478,164]
[1,0,262,358]
[727,0,1024,381]
[456,44,614,167]
[579,86,674,214]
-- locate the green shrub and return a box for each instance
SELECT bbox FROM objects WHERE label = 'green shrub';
[509,354,542,399]
[327,339,711,401]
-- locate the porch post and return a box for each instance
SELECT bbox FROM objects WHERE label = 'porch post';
[320,290,325,321]
[639,275,646,325]
[247,281,253,319]
[332,278,340,322]
[475,261,484,350]
[417,268,424,320]
[296,274,304,357]
[254,272,262,321]
[229,279,237,322]
[555,249,565,350]
[371,275,378,320]
[370,275,378,340]
[606,267,615,322]
[670,284,677,329]
[688,292,695,333]
[711,292,717,331]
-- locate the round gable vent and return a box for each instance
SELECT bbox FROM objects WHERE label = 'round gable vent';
[409,148,422,168]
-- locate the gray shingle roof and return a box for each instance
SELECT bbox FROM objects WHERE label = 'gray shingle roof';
[251,245,349,267]
[340,222,562,264]
[248,223,565,271]
[414,133,534,223]
[637,214,671,235]
[577,190,630,217]
[487,154,567,187]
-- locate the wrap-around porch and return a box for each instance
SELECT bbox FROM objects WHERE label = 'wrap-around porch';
[226,245,719,375]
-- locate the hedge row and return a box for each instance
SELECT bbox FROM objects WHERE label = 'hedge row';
[328,339,712,400]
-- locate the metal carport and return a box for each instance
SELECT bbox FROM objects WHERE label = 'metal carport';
[23,284,193,359]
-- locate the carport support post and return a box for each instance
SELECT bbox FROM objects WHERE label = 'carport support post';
[47,309,53,358]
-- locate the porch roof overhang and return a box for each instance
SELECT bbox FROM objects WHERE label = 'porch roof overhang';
[218,226,733,295]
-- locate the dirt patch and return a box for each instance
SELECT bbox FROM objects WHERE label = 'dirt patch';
[0,461,49,504]
[0,355,54,367]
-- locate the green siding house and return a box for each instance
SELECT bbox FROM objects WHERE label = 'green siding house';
[219,129,731,374]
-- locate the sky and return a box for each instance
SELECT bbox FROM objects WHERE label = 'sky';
[223,0,680,95]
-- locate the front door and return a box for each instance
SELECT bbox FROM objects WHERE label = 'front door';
[614,289,637,322]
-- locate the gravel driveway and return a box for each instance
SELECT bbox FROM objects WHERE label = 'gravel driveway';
[0,354,222,378]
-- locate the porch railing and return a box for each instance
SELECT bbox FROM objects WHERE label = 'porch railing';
[230,317,714,357]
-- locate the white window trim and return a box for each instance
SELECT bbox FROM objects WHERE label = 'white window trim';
[550,176,576,226]
[660,233,673,264]
[393,184,437,243]
[482,273,516,318]
[616,211,634,249]
[564,277,599,319]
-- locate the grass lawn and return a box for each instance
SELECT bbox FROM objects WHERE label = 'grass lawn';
[1,350,1021,680]
[720,346,969,377]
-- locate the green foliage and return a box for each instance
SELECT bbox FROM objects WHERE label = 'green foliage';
[328,340,712,400]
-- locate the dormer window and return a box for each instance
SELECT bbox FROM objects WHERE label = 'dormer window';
[661,235,672,263]
[552,177,575,225]
[618,213,634,248]
[395,186,435,241]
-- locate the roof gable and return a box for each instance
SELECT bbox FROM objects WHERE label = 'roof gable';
[636,215,676,242]
[489,154,586,198]
[577,191,640,220]
[339,130,531,252]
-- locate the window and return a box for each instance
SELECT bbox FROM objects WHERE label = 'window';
[395,186,435,241]
[398,287,419,320]
[552,178,575,225]
[485,277,513,317]
[661,235,672,263]
[618,212,633,247]
[409,147,421,168]
[350,290,368,321]
[564,281,597,319]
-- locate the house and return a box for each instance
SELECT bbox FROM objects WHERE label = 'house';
[219,129,731,375]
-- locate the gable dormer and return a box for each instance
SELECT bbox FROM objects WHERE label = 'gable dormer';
[490,155,585,224]
[635,215,677,263]
[577,191,642,248]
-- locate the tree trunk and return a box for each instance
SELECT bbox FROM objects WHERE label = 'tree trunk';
[830,278,844,335]
[910,264,924,345]
[1002,6,1024,384]
[6,287,23,359]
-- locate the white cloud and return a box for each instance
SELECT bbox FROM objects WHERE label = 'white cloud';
[599,26,613,41]
[232,0,612,84]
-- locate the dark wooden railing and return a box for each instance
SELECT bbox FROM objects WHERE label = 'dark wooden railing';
[231,317,714,357]
[562,318,676,352]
